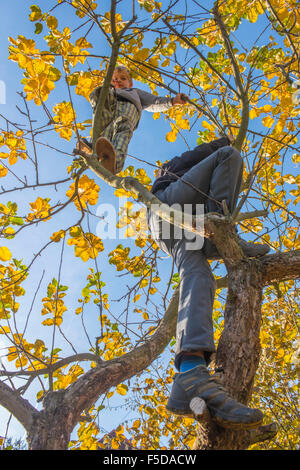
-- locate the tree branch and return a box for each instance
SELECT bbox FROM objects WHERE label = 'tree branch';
[0,353,99,378]
[63,286,180,426]
[91,0,137,150]
[213,4,249,151]
[162,17,237,96]
[261,249,300,285]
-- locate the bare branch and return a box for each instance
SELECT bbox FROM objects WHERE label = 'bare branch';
[213,5,249,151]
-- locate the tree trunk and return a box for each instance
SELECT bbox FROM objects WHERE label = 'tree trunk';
[27,391,73,450]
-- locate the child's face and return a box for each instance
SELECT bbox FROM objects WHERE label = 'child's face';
[111,70,132,89]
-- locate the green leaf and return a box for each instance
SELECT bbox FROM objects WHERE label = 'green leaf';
[59,285,68,292]
[67,73,79,86]
[9,216,24,226]
[82,287,90,297]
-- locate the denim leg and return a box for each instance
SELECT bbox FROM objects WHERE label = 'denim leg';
[147,146,243,370]
[147,192,216,371]
[172,238,216,370]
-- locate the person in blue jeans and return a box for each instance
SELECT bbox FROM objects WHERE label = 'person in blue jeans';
[147,136,270,429]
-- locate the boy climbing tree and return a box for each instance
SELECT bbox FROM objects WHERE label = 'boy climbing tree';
[79,65,188,174]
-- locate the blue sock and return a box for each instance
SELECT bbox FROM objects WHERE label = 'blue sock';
[179,355,206,372]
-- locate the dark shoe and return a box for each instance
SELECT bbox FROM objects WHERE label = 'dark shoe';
[203,236,270,260]
[166,365,263,429]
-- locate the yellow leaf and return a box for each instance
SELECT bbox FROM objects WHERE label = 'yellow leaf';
[0,165,8,178]
[50,230,65,242]
[262,116,275,128]
[177,118,190,130]
[15,356,28,368]
[274,120,285,134]
[0,326,10,334]
[263,104,273,112]
[202,120,214,131]
[116,383,128,396]
[249,108,258,119]
[111,439,119,449]
[46,15,58,30]
[29,6,42,22]
[166,128,178,143]
[132,419,140,429]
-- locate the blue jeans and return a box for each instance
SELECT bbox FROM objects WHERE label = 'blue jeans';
[147,146,243,369]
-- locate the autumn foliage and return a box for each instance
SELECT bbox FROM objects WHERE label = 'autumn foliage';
[0,0,299,451]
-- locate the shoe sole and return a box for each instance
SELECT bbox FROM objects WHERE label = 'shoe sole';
[95,137,116,174]
[212,414,263,429]
[166,396,193,417]
[166,406,193,417]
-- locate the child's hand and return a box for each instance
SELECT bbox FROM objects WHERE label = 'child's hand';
[172,93,188,105]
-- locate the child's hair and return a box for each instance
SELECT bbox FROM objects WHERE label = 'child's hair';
[114,65,132,81]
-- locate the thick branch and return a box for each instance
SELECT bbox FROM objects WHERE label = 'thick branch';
[261,249,300,285]
[76,150,267,241]
[63,286,180,426]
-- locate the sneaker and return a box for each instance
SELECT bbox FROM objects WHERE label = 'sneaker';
[203,236,270,260]
[166,365,263,429]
